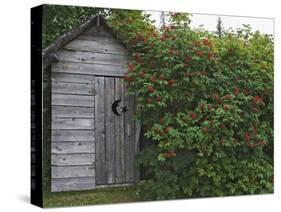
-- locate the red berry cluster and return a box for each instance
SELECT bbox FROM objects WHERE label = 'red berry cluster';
[244,129,266,148]
[163,150,176,159]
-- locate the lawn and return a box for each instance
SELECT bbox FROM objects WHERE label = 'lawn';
[43,185,142,208]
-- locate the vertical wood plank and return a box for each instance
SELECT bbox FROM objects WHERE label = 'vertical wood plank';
[91,77,96,187]
[94,77,106,185]
[134,96,141,182]
[105,77,116,184]
[115,78,125,183]
[124,84,136,183]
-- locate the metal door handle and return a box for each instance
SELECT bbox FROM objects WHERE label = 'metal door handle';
[127,124,131,136]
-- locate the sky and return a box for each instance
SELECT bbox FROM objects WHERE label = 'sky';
[147,11,274,35]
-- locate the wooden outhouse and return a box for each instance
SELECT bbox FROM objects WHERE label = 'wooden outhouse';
[43,15,140,192]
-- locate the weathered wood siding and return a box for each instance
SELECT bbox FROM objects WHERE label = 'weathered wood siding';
[51,24,139,192]
[51,69,96,191]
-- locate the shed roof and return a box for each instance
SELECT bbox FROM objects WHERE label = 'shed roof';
[43,15,132,68]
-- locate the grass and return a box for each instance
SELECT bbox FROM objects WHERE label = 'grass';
[43,185,142,208]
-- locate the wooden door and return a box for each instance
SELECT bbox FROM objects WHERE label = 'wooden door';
[95,76,137,185]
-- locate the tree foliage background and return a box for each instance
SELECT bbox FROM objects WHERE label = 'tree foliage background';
[43,5,103,48]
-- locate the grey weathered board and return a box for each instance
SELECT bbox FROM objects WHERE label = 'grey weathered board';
[55,50,129,66]
[52,141,95,154]
[52,130,95,142]
[94,77,106,185]
[83,25,113,37]
[51,177,96,192]
[77,34,116,43]
[52,81,94,95]
[52,118,95,130]
[52,165,95,178]
[52,93,94,107]
[105,77,115,184]
[115,78,125,183]
[52,106,94,118]
[52,153,95,166]
[52,61,127,77]
[52,72,95,84]
[50,23,139,192]
[64,40,129,56]
[124,83,136,183]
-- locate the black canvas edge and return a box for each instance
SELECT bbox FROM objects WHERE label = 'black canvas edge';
[31,4,43,208]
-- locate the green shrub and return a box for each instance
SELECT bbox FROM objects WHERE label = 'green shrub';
[109,12,273,199]
[112,12,274,200]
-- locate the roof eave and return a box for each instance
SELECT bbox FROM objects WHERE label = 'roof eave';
[43,14,133,69]
[43,15,99,68]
